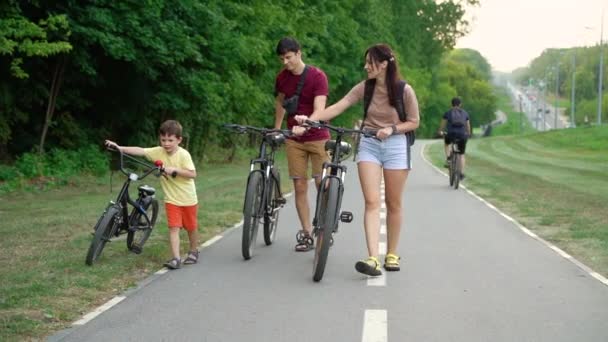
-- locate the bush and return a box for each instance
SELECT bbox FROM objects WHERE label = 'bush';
[1,145,109,193]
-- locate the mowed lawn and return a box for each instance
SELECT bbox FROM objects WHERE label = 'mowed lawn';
[426,125,608,279]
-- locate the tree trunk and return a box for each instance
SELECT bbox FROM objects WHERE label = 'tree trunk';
[39,56,66,154]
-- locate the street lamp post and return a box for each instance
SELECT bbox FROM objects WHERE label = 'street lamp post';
[555,62,560,129]
[571,54,576,128]
[598,11,604,125]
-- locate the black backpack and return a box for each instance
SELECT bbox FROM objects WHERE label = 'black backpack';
[449,108,467,128]
[363,79,415,146]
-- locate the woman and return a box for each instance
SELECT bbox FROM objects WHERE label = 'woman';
[294,43,420,276]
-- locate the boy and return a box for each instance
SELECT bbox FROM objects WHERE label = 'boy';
[105,120,199,270]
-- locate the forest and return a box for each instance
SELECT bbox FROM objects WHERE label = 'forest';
[1,0,496,175]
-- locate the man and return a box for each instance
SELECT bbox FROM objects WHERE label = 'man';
[439,97,471,179]
[274,37,329,252]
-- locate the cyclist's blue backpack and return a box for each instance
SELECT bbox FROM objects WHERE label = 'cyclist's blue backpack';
[449,108,467,128]
[363,79,415,146]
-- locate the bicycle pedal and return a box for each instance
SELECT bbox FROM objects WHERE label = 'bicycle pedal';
[340,211,353,223]
[275,197,286,206]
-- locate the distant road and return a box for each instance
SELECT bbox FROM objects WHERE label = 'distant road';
[51,141,608,342]
[507,82,570,130]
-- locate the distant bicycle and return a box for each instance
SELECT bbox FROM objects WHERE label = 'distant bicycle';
[85,148,164,266]
[304,120,376,282]
[441,131,463,189]
[224,124,291,260]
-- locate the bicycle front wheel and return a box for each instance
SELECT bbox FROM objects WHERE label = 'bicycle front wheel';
[242,171,263,260]
[263,169,281,246]
[313,177,339,282]
[85,205,120,265]
[127,197,159,254]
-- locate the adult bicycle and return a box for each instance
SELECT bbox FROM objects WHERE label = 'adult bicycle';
[303,120,376,282]
[85,148,163,265]
[442,131,464,189]
[224,124,291,260]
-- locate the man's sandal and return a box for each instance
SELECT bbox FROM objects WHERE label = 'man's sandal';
[355,256,382,277]
[384,253,401,271]
[183,250,199,265]
[295,230,314,252]
[163,257,181,270]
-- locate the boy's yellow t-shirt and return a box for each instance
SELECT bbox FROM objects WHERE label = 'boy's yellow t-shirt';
[144,146,198,206]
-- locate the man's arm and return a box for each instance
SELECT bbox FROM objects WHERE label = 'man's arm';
[466,120,471,137]
[274,93,286,129]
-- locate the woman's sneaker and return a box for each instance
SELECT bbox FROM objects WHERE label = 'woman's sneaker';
[355,256,382,276]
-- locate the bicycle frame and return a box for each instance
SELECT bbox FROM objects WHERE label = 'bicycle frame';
[110,150,161,234]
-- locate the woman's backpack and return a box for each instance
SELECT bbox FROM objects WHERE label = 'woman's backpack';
[363,79,415,146]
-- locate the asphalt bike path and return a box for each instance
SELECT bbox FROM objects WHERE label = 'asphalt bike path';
[51,140,608,342]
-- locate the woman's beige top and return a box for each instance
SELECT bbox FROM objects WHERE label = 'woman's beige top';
[343,80,420,130]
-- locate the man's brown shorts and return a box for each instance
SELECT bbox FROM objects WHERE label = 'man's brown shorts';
[285,139,329,179]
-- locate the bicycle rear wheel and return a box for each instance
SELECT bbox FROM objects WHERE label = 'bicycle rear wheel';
[313,177,339,282]
[85,205,120,265]
[127,197,159,254]
[449,153,456,186]
[263,169,281,246]
[242,171,263,260]
[453,154,461,189]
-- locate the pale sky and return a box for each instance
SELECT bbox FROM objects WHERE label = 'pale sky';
[456,0,608,72]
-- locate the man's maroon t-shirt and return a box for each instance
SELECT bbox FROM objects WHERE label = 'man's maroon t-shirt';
[275,65,330,142]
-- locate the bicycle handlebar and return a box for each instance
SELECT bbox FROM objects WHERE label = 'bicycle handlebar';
[303,120,378,139]
[108,147,167,180]
[223,123,294,138]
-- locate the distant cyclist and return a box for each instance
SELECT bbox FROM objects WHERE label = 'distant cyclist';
[438,97,471,179]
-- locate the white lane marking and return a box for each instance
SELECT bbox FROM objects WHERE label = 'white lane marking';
[380,212,386,219]
[367,242,387,286]
[362,310,388,342]
[201,235,223,247]
[73,296,126,326]
[380,224,386,235]
[381,202,386,209]
[379,242,387,255]
[154,269,168,275]
[420,143,608,288]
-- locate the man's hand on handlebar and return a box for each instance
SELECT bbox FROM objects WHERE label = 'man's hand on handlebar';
[291,125,308,136]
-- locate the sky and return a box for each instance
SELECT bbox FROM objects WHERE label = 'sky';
[455,0,608,72]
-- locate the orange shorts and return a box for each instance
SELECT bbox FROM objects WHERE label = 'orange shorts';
[165,203,198,232]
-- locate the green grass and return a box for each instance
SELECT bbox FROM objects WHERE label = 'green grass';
[425,125,608,279]
[0,150,291,341]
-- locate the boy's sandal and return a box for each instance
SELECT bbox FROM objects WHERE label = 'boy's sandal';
[384,253,401,271]
[355,256,382,277]
[183,250,199,265]
[295,230,314,252]
[163,257,181,270]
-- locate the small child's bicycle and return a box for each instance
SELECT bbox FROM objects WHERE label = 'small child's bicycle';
[85,148,165,266]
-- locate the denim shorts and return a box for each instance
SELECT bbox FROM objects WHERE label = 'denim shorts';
[356,134,412,170]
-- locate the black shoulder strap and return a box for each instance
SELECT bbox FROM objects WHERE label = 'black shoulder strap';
[363,79,407,122]
[294,65,309,97]
[394,80,407,122]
